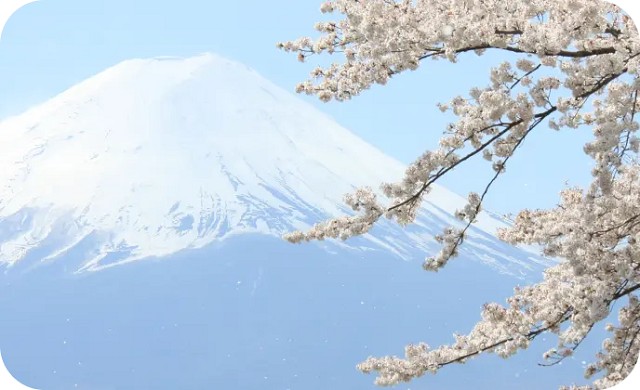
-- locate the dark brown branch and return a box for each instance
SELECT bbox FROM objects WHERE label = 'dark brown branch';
[621,311,640,371]
[430,283,640,370]
[616,88,639,168]
[387,106,557,214]
[428,110,555,267]
[605,27,622,38]
[418,44,616,61]
[589,213,640,238]
[510,64,542,91]
[435,308,573,369]
[538,323,594,367]
[388,66,625,217]
[495,29,524,35]
[386,121,518,213]
[613,283,640,300]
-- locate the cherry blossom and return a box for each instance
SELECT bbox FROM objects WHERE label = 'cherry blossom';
[281,1,640,388]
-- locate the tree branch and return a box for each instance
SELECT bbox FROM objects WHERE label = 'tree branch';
[418,45,616,62]
[430,283,640,370]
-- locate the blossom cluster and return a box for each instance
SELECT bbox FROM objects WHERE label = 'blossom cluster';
[281,1,640,388]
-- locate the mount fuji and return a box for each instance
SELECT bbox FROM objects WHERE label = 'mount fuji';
[0,52,548,276]
[0,53,602,390]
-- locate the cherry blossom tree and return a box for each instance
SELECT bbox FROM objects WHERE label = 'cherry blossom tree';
[279,0,640,388]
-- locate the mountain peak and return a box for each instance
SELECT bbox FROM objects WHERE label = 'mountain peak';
[0,53,546,274]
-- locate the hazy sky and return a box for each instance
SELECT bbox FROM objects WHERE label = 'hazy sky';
[0,0,638,215]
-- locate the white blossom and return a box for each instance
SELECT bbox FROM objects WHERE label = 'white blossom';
[281,1,640,388]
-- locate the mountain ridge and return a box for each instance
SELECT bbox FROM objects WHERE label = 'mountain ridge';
[0,52,549,274]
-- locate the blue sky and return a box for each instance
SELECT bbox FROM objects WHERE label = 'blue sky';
[0,0,633,215]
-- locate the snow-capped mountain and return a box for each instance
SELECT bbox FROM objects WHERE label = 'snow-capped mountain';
[0,53,549,274]
[2,53,596,390]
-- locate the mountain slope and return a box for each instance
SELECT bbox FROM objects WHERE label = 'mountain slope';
[0,53,549,274]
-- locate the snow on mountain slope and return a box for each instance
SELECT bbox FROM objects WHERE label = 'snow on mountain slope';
[0,53,550,273]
